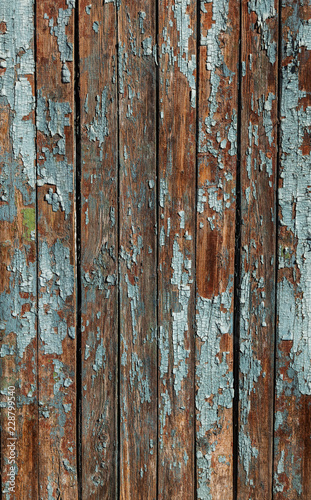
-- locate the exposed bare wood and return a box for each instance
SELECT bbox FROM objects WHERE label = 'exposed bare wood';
[118,1,157,497]
[79,0,118,497]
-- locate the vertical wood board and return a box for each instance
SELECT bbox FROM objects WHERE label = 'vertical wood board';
[195,1,239,499]
[238,1,278,497]
[36,0,77,497]
[118,1,158,498]
[158,0,197,497]
[0,1,38,498]
[79,0,118,497]
[274,1,311,497]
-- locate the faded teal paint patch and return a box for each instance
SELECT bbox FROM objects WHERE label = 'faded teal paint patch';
[38,148,73,218]
[277,25,311,397]
[37,96,73,217]
[160,0,196,107]
[0,248,36,358]
[200,0,233,137]
[238,252,264,483]
[39,240,74,355]
[85,88,109,155]
[0,0,37,399]
[83,242,117,300]
[0,1,36,223]
[44,0,75,83]
[170,237,191,395]
[196,282,234,435]
[196,279,234,499]
[248,0,277,64]
[130,352,151,405]
[159,390,172,449]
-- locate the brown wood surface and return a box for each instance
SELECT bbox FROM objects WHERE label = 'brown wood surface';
[157,0,196,498]
[238,0,278,497]
[118,1,157,498]
[1,1,311,499]
[195,1,239,498]
[0,1,38,498]
[36,0,77,498]
[79,1,118,498]
[274,0,311,497]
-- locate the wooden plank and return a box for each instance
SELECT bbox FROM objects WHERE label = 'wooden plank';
[195,1,239,498]
[0,1,38,498]
[118,1,157,498]
[157,0,196,498]
[274,1,311,497]
[36,1,77,497]
[79,0,118,497]
[238,1,278,497]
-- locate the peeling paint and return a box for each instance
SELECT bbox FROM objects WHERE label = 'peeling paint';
[38,148,73,218]
[170,238,191,395]
[248,0,277,64]
[196,282,233,438]
[160,0,196,107]
[86,89,109,147]
[278,30,311,396]
[45,0,75,83]
[0,248,36,357]
[39,240,74,355]
[0,0,37,366]
[200,0,233,135]
[0,1,36,226]
[238,262,262,482]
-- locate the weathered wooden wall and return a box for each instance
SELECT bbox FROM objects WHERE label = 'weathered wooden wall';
[0,0,310,499]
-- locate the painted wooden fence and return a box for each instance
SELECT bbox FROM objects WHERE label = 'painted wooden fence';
[0,0,310,498]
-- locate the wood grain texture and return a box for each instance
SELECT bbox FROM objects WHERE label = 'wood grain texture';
[195,1,239,498]
[238,1,278,497]
[79,0,118,498]
[274,1,311,497]
[157,1,196,498]
[36,0,77,497]
[118,1,157,498]
[1,2,311,498]
[0,1,38,498]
